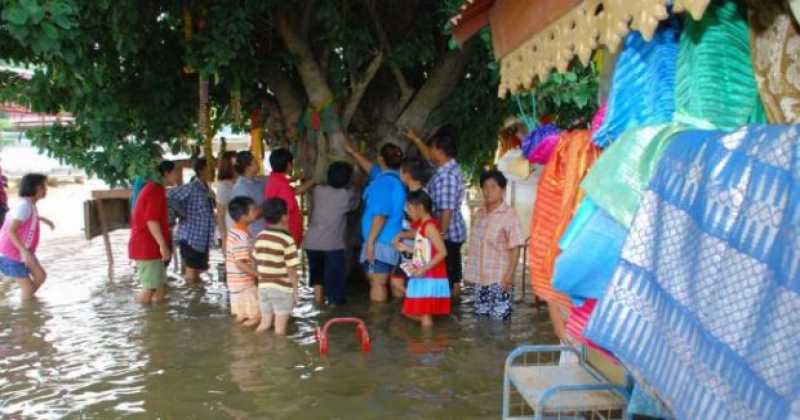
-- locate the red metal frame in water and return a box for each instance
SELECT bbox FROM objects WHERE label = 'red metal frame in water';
[316,317,371,355]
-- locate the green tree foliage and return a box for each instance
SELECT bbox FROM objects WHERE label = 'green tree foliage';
[1,0,598,185]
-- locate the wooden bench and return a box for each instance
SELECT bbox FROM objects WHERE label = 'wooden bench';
[502,345,630,420]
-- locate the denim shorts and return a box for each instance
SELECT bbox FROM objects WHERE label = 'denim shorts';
[361,259,394,275]
[0,256,30,278]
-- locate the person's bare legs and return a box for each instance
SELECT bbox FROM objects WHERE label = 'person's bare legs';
[273,314,290,335]
[185,268,203,286]
[138,289,156,305]
[256,312,273,333]
[242,316,260,328]
[313,285,324,304]
[390,275,406,299]
[369,273,389,302]
[420,315,434,328]
[451,282,461,299]
[27,257,47,296]
[16,277,36,300]
[152,285,168,303]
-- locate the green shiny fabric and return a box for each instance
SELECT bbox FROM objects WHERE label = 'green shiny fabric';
[580,124,687,228]
[675,0,767,130]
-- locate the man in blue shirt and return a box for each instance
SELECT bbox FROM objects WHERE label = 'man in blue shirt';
[346,141,406,302]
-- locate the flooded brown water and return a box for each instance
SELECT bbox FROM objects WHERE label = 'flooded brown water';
[0,231,557,419]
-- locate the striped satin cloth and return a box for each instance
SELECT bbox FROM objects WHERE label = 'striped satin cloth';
[585,125,800,419]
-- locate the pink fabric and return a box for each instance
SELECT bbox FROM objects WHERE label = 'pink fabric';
[565,299,618,363]
[0,199,40,261]
[528,133,560,164]
[591,102,608,134]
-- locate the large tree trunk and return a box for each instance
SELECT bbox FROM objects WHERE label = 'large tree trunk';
[394,39,478,134]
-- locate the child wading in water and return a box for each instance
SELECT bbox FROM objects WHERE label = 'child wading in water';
[225,196,261,327]
[253,198,300,335]
[0,174,54,300]
[394,190,450,327]
[391,159,433,298]
[129,161,179,305]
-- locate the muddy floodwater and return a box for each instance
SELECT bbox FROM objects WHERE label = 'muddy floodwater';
[0,231,556,419]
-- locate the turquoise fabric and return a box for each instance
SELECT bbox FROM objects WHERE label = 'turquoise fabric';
[593,16,681,148]
[674,0,767,129]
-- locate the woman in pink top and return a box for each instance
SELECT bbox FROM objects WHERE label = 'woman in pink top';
[464,170,525,320]
[0,174,54,300]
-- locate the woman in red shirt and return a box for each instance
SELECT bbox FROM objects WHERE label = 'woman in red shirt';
[129,161,179,304]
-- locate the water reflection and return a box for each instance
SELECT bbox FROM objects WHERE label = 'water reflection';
[0,231,556,419]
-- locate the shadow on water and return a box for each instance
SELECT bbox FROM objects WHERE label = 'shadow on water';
[0,231,557,419]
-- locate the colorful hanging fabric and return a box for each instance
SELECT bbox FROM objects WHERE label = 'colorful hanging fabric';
[581,123,687,229]
[675,0,767,129]
[521,123,559,163]
[552,197,627,306]
[528,130,600,308]
[585,125,800,420]
[593,16,681,148]
[590,101,607,135]
[297,98,341,137]
[749,3,800,124]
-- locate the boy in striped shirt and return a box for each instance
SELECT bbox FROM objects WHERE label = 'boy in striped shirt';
[253,198,300,335]
[225,196,261,327]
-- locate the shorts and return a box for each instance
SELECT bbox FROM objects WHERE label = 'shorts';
[0,256,30,278]
[179,241,209,271]
[230,285,261,319]
[136,259,167,289]
[258,287,293,316]
[444,240,463,288]
[306,250,325,287]
[361,259,394,275]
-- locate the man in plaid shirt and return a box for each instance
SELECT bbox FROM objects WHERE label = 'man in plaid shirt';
[406,125,467,297]
[168,158,216,285]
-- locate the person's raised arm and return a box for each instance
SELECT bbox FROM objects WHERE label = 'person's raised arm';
[296,179,316,195]
[402,129,432,162]
[345,139,374,174]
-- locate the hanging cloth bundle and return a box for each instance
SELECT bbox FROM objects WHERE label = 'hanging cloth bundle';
[674,0,767,129]
[593,16,681,148]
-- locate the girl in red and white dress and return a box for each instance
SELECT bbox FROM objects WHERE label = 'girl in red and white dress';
[393,190,450,328]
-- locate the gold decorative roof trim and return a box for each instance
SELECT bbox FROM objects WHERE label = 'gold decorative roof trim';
[498,0,712,97]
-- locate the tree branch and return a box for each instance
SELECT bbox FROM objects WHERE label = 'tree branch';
[301,0,315,38]
[265,63,304,138]
[276,7,334,107]
[342,51,384,128]
[365,0,413,107]
[395,39,478,132]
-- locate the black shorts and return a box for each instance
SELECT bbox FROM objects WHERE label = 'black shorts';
[445,240,463,288]
[179,241,209,271]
